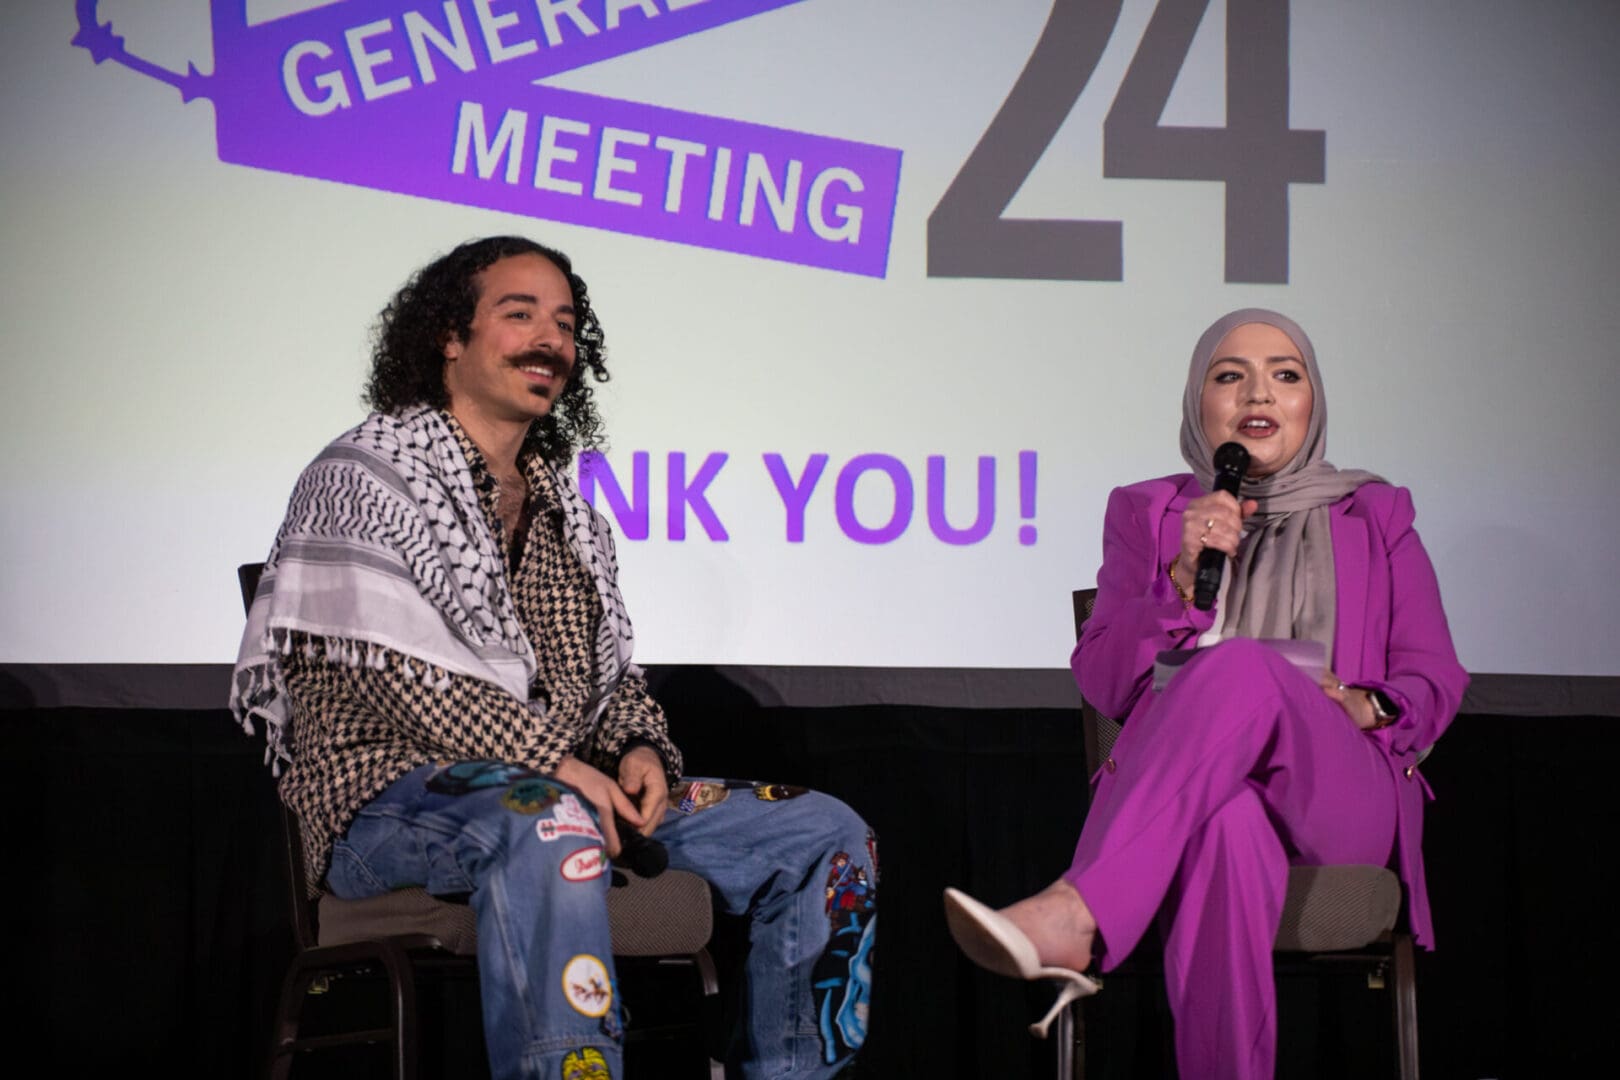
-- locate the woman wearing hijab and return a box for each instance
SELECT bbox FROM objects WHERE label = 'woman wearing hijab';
[944,310,1467,1079]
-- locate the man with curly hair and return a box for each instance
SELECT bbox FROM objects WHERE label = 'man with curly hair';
[232,237,875,1079]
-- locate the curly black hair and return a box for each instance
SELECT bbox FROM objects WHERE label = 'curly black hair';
[364,236,610,464]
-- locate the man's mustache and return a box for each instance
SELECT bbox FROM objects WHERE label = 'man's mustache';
[512,350,574,377]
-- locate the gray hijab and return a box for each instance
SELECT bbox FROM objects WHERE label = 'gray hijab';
[1178,309,1383,653]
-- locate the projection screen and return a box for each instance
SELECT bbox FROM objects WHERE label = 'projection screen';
[3,0,1617,705]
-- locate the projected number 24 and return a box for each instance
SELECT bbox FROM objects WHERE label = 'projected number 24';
[928,0,1323,284]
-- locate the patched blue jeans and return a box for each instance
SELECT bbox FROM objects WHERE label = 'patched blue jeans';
[327,764,876,1080]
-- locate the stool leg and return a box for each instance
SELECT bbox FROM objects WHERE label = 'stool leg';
[1392,933,1420,1080]
[1053,1002,1074,1080]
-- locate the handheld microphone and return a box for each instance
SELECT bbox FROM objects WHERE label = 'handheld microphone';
[615,824,669,878]
[1193,442,1250,611]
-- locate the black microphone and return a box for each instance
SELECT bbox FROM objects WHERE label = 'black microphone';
[1193,442,1250,611]
[614,824,668,878]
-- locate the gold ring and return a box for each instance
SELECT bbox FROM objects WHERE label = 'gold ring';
[1205,518,1215,529]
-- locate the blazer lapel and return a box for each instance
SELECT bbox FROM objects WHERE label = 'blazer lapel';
[1330,501,1368,677]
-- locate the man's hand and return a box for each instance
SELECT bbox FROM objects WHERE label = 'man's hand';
[617,745,670,837]
[553,755,644,857]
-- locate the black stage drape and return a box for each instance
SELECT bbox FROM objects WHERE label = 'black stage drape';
[1,694,1607,1077]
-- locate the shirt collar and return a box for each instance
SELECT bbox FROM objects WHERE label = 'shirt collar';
[441,409,554,501]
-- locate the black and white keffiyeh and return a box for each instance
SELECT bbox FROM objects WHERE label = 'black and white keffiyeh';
[229,406,636,772]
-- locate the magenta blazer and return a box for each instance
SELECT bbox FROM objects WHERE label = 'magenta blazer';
[1071,474,1468,947]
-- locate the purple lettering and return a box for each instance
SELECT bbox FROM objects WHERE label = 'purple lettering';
[762,453,829,543]
[84,2,903,276]
[1018,450,1037,545]
[834,454,912,544]
[578,451,649,540]
[926,455,995,545]
[668,452,729,541]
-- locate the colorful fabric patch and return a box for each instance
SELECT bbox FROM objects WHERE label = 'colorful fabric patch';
[536,794,605,844]
[830,864,875,915]
[562,955,613,1018]
[561,845,606,883]
[754,783,810,801]
[560,1046,612,1079]
[670,780,731,815]
[425,760,539,796]
[502,778,564,815]
[814,915,875,1064]
[813,849,878,1064]
[823,852,862,915]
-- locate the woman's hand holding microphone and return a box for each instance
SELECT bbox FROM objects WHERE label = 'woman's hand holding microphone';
[1172,492,1257,602]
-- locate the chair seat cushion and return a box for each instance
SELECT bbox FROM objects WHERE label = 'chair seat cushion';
[606,871,715,956]
[316,869,714,958]
[318,887,480,954]
[1276,864,1400,952]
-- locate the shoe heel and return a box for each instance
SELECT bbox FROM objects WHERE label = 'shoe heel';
[1030,978,1089,1040]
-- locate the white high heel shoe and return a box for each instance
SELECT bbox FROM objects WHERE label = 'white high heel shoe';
[943,886,1101,1039]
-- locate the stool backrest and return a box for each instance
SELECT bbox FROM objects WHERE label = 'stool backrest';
[1071,588,1122,775]
[237,561,322,951]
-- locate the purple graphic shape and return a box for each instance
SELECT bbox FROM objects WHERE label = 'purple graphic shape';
[925,454,995,545]
[72,0,210,101]
[77,1,902,276]
[76,1,809,106]
[231,82,896,277]
[222,0,813,98]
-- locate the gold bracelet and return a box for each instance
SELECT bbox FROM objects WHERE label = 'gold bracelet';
[1167,558,1193,607]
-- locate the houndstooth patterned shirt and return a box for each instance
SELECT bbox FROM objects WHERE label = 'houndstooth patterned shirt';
[278,416,682,894]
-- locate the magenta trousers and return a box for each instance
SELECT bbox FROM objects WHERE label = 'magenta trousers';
[1065,638,1398,1080]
